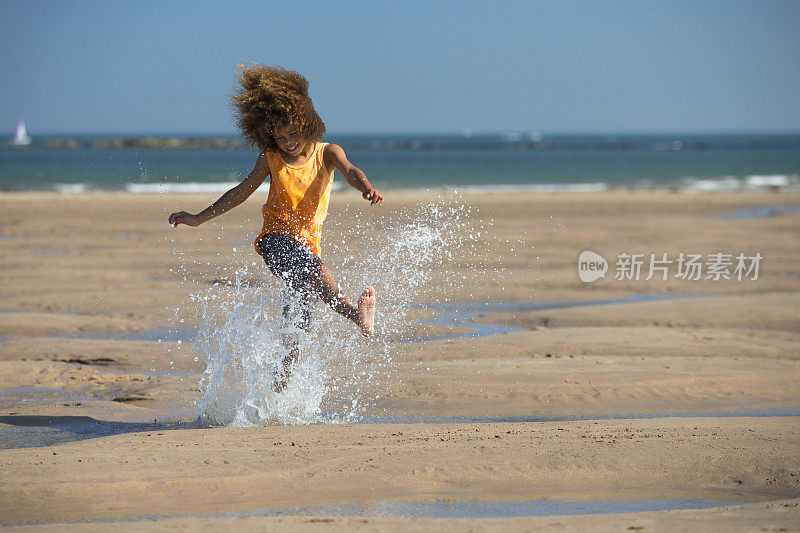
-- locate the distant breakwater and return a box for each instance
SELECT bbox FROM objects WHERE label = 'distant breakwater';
[2,136,644,151]
[36,137,249,149]
[4,133,800,151]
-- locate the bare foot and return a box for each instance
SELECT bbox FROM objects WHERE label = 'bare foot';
[358,286,376,337]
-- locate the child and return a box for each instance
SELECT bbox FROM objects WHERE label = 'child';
[168,64,382,391]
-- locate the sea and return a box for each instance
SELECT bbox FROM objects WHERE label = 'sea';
[1,132,799,193]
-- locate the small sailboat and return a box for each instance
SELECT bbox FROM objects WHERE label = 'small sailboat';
[12,119,32,146]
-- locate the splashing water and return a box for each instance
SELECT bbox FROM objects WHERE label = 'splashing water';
[189,197,481,427]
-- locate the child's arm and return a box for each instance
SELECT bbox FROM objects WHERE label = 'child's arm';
[168,153,269,227]
[324,144,383,206]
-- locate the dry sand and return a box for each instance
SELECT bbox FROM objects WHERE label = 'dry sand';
[1,191,799,530]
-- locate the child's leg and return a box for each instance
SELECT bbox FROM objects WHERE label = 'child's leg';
[273,335,298,393]
[258,234,375,393]
[309,263,376,337]
[259,234,315,391]
[273,290,312,393]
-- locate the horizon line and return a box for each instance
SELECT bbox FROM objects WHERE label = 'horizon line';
[8,129,800,137]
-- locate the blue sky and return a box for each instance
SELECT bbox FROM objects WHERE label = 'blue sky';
[1,0,799,134]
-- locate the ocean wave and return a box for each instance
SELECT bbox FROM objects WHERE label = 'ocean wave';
[744,174,792,189]
[48,181,344,194]
[462,182,610,193]
[44,176,800,195]
[125,182,266,194]
[125,181,344,194]
[680,174,799,192]
[679,177,742,192]
[54,183,90,194]
[404,182,611,194]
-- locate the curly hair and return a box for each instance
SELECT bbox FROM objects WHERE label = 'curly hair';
[230,63,326,152]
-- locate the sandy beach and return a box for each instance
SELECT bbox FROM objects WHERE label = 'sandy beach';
[1,190,799,530]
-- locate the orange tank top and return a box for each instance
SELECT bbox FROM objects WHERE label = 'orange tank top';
[254,142,334,257]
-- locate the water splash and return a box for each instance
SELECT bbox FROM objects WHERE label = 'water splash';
[189,197,481,427]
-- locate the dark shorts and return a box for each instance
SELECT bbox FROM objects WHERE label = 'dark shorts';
[257,234,322,331]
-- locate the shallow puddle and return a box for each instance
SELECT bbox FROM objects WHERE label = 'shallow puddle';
[359,405,800,424]
[39,293,697,344]
[2,404,798,449]
[2,497,744,526]
[720,205,800,219]
[405,293,697,341]
[0,414,199,449]
[216,497,743,519]
[1,292,784,450]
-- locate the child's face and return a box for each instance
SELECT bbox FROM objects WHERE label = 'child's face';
[272,125,308,156]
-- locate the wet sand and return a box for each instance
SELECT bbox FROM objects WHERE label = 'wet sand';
[1,191,799,530]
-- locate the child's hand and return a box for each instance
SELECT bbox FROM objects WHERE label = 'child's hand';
[362,188,384,206]
[168,211,200,227]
